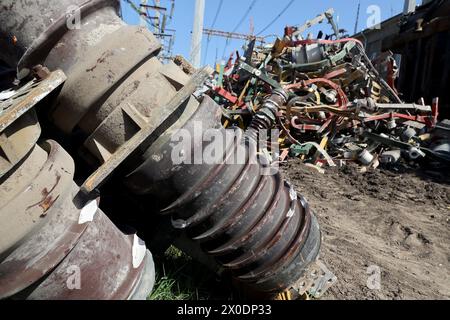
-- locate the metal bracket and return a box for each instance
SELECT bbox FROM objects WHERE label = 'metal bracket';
[238,61,282,89]
[80,66,213,195]
[291,259,337,299]
[0,70,66,132]
[0,70,66,177]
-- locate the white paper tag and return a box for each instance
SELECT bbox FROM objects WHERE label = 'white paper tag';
[78,200,98,224]
[132,234,147,269]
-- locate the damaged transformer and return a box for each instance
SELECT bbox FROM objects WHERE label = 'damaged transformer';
[0,0,332,299]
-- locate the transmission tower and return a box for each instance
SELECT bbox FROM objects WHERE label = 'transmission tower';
[138,0,176,62]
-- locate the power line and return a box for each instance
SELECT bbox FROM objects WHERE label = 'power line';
[354,1,361,35]
[232,0,258,33]
[204,0,224,65]
[211,0,224,29]
[125,0,175,62]
[205,27,265,62]
[125,0,158,28]
[221,0,258,60]
[221,38,231,60]
[256,0,295,36]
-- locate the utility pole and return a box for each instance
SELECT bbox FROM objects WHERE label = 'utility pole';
[403,0,416,14]
[190,0,205,68]
[137,0,175,63]
[154,0,161,34]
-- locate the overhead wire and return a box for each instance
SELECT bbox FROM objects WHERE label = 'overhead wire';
[256,0,295,36]
[232,0,258,33]
[204,0,224,65]
[222,0,258,59]
[124,0,156,28]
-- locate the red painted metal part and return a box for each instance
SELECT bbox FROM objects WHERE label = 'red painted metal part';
[291,117,322,131]
[213,86,245,107]
[324,68,348,80]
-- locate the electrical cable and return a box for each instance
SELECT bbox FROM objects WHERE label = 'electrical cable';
[256,0,294,36]
[232,0,258,33]
[124,0,156,27]
[204,0,224,65]
[222,0,258,59]
[211,0,224,29]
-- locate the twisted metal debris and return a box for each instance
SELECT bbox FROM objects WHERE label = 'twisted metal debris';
[208,12,450,172]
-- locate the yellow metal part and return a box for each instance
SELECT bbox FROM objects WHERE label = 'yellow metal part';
[275,290,310,300]
[371,81,382,102]
[314,136,329,164]
[275,291,293,300]
[272,38,288,57]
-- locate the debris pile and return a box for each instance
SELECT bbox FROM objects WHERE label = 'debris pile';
[207,12,450,172]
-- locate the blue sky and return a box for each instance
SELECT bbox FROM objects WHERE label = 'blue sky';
[120,0,406,66]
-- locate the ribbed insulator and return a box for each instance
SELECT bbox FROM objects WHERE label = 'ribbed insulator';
[246,89,289,143]
[125,95,321,293]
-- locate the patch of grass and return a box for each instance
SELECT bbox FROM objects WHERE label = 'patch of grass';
[148,275,194,300]
[148,246,195,300]
[148,246,234,300]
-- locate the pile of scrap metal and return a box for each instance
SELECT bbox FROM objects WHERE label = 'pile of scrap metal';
[357,0,450,120]
[207,9,450,172]
[0,0,334,300]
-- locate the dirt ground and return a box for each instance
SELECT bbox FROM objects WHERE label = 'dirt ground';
[283,160,450,300]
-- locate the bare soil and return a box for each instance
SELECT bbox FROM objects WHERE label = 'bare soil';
[283,160,450,300]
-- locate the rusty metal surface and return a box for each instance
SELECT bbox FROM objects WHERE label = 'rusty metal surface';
[0,68,155,299]
[0,0,120,75]
[0,140,75,261]
[0,111,41,178]
[24,206,150,300]
[0,70,66,177]
[80,66,212,194]
[0,70,66,131]
[0,181,88,298]
[50,25,161,133]
[125,95,321,293]
[0,141,155,300]
[0,0,211,195]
